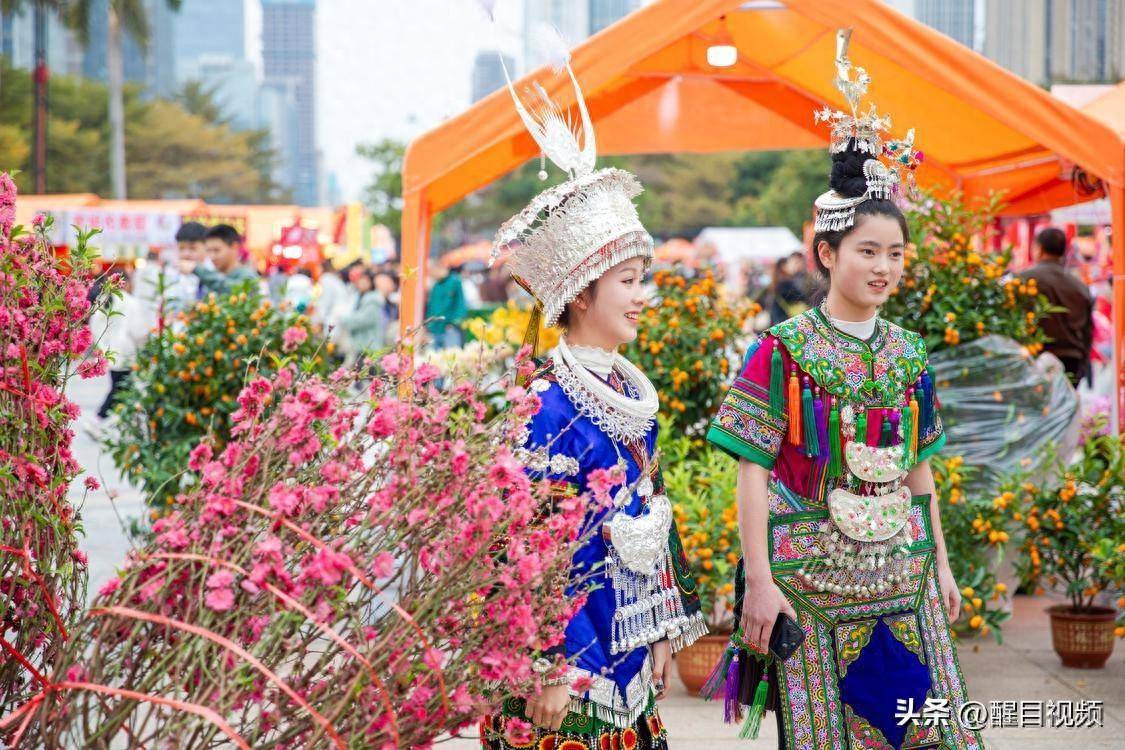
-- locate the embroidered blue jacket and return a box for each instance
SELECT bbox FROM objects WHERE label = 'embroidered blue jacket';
[523,357,705,726]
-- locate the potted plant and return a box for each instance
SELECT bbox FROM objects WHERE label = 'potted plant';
[1014,428,1125,668]
[930,455,1016,642]
[626,267,757,437]
[659,420,740,693]
[104,283,328,519]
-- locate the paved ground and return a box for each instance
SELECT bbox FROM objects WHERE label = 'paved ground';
[70,372,1124,749]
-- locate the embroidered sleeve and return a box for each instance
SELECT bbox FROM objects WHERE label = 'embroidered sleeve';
[519,371,584,484]
[517,377,583,661]
[706,335,789,470]
[653,465,708,653]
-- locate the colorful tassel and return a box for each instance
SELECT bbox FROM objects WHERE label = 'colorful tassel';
[900,403,914,468]
[787,369,802,445]
[880,411,894,447]
[921,368,936,434]
[867,408,883,447]
[910,395,920,455]
[801,382,819,457]
[828,399,842,477]
[855,409,868,448]
[700,646,736,700]
[739,672,770,740]
[768,343,784,419]
[814,393,828,463]
[724,651,744,723]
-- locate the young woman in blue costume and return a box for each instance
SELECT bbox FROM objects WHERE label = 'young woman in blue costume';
[702,31,984,750]
[477,50,706,750]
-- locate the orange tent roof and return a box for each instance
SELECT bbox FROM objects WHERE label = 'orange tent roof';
[399,0,1125,431]
[401,0,1125,331]
[403,0,1123,215]
[1084,82,1125,139]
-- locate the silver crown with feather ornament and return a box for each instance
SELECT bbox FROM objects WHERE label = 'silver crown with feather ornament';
[488,29,653,328]
[812,29,922,233]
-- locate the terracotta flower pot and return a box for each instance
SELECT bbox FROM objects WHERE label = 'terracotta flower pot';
[1047,604,1117,669]
[676,632,732,695]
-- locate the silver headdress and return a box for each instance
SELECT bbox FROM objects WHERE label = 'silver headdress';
[812,29,922,232]
[490,36,653,329]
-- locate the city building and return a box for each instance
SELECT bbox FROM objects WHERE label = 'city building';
[916,0,976,49]
[261,0,319,206]
[523,0,589,71]
[983,0,1124,85]
[172,0,247,85]
[258,77,300,193]
[81,0,177,97]
[195,55,260,130]
[1,5,84,76]
[983,0,1050,84]
[471,50,515,103]
[589,0,640,35]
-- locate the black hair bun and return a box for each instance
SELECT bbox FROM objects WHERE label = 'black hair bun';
[828,138,870,199]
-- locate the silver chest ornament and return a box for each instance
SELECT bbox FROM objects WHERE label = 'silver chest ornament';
[603,471,694,654]
[796,400,915,598]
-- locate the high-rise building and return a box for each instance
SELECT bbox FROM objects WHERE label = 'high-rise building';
[172,0,247,85]
[983,0,1124,85]
[589,0,639,35]
[916,0,976,48]
[1,6,84,76]
[81,0,177,96]
[984,0,1050,84]
[196,55,260,129]
[1051,0,1123,82]
[261,0,319,206]
[523,0,589,71]
[471,51,515,103]
[258,78,300,194]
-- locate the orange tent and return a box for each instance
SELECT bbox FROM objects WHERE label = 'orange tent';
[400,0,1125,430]
[440,240,494,268]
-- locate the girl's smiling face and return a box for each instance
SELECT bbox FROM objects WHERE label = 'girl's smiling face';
[567,257,648,348]
[818,214,905,316]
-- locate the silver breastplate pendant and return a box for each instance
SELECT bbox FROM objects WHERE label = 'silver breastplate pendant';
[796,401,915,597]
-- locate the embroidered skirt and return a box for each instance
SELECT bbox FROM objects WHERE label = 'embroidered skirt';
[480,696,667,750]
[728,488,984,750]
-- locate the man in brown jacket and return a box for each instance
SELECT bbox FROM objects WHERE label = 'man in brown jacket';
[1018,227,1094,386]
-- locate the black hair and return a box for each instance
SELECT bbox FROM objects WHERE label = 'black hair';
[1035,227,1067,257]
[205,223,242,246]
[811,140,910,277]
[175,221,207,243]
[555,279,599,330]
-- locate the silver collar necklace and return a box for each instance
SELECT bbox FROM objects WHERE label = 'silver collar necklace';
[550,336,659,443]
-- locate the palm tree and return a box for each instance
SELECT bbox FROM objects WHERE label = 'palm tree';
[66,0,181,199]
[1,0,69,192]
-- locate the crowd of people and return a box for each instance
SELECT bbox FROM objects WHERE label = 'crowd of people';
[88,221,405,421]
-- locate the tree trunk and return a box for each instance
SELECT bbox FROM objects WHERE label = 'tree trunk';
[31,0,49,193]
[108,5,127,199]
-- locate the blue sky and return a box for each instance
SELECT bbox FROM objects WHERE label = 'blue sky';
[318,0,523,201]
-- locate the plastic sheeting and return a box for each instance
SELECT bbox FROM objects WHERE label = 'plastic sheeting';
[930,335,1081,494]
